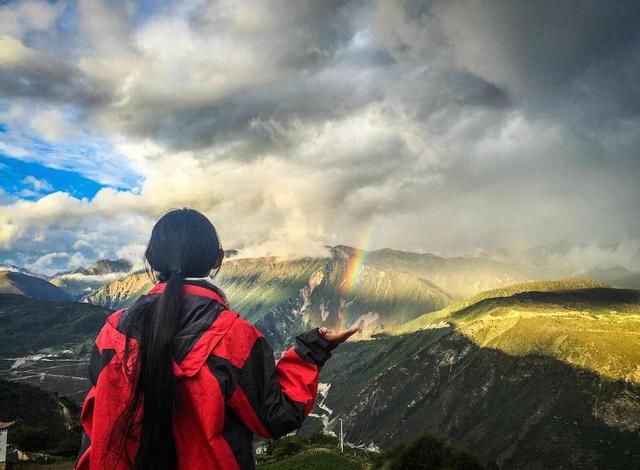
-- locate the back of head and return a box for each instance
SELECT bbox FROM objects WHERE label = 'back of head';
[118,208,223,470]
[145,208,222,280]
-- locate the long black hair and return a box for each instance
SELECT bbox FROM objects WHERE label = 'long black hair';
[115,208,224,470]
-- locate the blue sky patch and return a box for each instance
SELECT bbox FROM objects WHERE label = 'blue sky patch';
[0,154,105,200]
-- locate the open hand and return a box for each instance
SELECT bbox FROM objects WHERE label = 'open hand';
[319,326,360,349]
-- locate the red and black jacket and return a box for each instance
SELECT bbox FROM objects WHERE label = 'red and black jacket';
[76,281,331,470]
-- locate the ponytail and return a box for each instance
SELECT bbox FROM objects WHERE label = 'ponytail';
[116,271,183,470]
[134,271,183,469]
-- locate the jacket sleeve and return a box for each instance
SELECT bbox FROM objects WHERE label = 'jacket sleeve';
[75,345,98,469]
[226,328,332,439]
[76,326,117,470]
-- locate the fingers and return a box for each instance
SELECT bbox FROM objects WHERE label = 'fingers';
[319,325,361,345]
[339,326,360,340]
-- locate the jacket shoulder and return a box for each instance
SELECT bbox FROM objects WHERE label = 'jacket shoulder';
[212,313,265,368]
[94,309,127,350]
[226,314,263,338]
[105,308,126,328]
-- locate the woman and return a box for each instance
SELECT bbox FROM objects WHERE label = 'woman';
[76,208,358,470]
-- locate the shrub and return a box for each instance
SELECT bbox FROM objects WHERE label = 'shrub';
[380,433,489,470]
[264,435,306,460]
[390,434,444,469]
[10,424,51,451]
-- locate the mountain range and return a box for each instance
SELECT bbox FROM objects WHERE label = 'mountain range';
[50,258,134,300]
[0,247,639,468]
[0,270,71,302]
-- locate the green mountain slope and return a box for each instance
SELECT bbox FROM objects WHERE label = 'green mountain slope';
[395,279,609,332]
[392,279,640,382]
[82,270,151,308]
[0,294,110,356]
[0,379,81,455]
[82,257,325,313]
[0,271,71,302]
[315,281,640,469]
[254,257,452,351]
[0,295,112,401]
[82,243,530,317]
[82,253,453,344]
[219,257,330,322]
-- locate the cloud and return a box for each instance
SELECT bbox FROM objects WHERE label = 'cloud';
[54,271,135,284]
[0,0,639,274]
[22,175,53,192]
[17,175,54,198]
[25,251,82,275]
[0,1,61,37]
[0,35,110,105]
[0,141,28,157]
[29,108,81,142]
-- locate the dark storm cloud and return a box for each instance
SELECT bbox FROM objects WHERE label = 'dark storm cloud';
[0,38,111,106]
[368,0,640,242]
[381,0,640,119]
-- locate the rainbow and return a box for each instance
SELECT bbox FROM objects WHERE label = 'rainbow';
[342,220,379,295]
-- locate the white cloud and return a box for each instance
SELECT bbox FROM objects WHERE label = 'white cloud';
[21,175,53,192]
[29,108,81,142]
[0,141,28,157]
[26,251,71,274]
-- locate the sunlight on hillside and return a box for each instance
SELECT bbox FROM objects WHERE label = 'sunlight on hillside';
[388,280,640,383]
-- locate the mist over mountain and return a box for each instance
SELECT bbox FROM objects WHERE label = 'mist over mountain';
[57,258,133,277]
[338,246,531,298]
[583,266,640,291]
[0,264,47,280]
[50,258,134,300]
[503,241,640,282]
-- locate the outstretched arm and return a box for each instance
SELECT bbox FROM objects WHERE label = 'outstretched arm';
[223,325,358,439]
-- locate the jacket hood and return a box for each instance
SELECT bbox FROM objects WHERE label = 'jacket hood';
[104,281,238,379]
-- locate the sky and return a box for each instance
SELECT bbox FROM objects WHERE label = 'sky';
[0,0,639,275]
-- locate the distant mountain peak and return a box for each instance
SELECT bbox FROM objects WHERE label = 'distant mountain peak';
[0,270,71,302]
[71,258,133,276]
